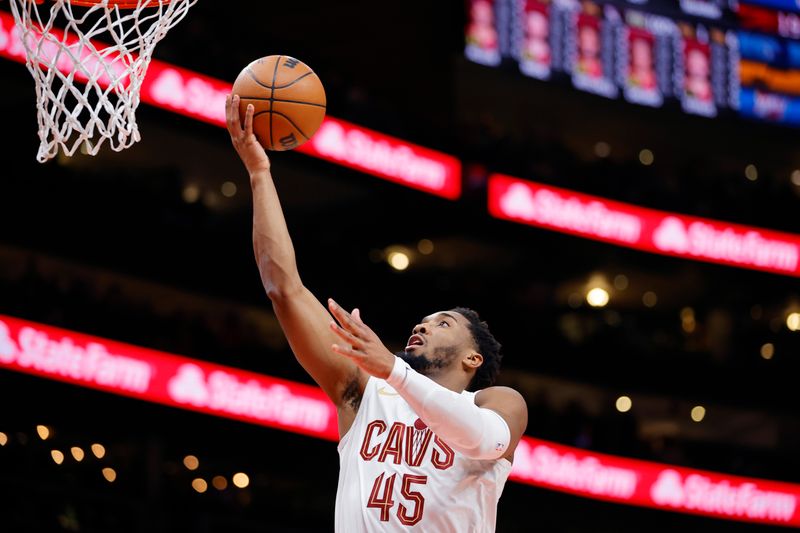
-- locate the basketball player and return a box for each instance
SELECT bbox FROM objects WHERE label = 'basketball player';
[225,94,528,532]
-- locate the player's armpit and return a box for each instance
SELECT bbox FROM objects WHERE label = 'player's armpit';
[271,284,369,411]
[475,386,529,460]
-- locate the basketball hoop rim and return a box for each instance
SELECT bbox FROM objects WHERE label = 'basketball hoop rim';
[63,0,173,8]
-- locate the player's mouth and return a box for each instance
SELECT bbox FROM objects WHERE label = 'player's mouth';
[405,334,425,351]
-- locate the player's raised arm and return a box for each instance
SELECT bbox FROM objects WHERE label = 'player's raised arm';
[225,94,366,412]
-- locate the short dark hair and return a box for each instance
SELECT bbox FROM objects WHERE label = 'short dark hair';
[452,307,503,391]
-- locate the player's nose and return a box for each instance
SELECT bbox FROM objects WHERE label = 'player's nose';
[412,324,428,335]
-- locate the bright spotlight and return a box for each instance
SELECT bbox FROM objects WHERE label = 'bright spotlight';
[586,287,609,307]
[615,396,632,413]
[387,252,410,271]
[786,312,800,331]
[232,472,250,488]
[691,405,706,422]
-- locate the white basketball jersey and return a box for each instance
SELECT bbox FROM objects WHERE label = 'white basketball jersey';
[335,376,512,532]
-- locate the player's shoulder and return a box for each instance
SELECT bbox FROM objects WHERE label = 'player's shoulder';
[475,385,527,407]
[476,386,529,436]
[478,385,524,397]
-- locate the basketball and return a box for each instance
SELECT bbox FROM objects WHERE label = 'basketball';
[231,55,327,151]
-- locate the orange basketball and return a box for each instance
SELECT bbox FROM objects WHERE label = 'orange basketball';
[231,55,326,151]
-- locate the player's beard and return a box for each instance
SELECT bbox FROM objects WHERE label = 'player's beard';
[396,345,459,376]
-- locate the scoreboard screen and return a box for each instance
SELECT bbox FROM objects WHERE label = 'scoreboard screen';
[465,0,800,126]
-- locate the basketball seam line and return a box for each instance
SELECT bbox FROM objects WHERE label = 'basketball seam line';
[269,110,310,140]
[245,70,315,90]
[269,56,282,150]
[238,97,326,109]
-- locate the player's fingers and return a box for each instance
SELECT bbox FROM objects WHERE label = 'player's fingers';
[331,343,363,360]
[243,103,254,135]
[351,308,374,337]
[329,320,363,348]
[328,299,363,333]
[225,94,234,132]
[230,94,242,132]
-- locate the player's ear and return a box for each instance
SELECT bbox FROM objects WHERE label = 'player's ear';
[463,352,483,371]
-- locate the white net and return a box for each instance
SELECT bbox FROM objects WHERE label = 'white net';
[9,0,197,162]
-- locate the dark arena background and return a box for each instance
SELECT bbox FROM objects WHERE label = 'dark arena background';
[1,0,800,531]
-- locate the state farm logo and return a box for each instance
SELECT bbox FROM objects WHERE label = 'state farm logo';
[149,69,184,108]
[310,121,347,158]
[168,364,209,406]
[651,469,686,506]
[652,217,689,253]
[0,320,18,362]
[310,120,450,192]
[499,183,536,220]
[0,322,152,393]
[510,440,639,499]
[652,217,798,272]
[147,68,227,123]
[167,364,333,433]
[650,469,797,522]
[496,182,641,244]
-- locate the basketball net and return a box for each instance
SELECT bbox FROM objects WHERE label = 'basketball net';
[9,0,197,162]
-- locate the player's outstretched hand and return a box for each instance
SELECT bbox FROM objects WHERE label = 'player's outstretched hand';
[226,94,271,176]
[328,298,395,379]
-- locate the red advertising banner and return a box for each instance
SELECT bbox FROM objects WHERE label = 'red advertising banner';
[488,173,800,277]
[295,117,461,200]
[0,314,339,441]
[0,11,461,200]
[1,314,799,526]
[511,438,800,527]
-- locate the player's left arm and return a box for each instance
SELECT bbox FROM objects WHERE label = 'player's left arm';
[475,386,529,462]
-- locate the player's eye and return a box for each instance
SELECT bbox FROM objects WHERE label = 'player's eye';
[439,320,449,327]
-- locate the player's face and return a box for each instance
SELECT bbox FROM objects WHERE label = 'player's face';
[397,311,475,375]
